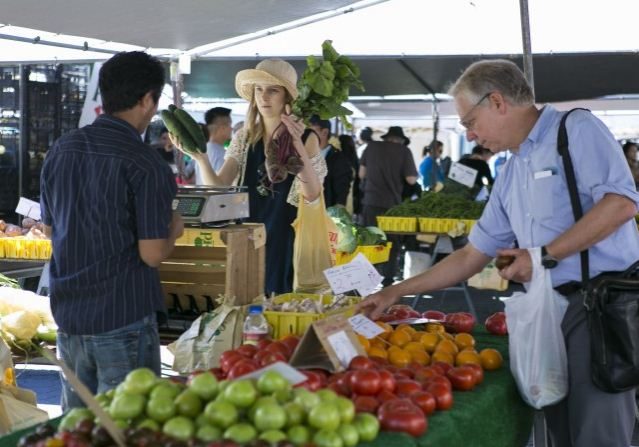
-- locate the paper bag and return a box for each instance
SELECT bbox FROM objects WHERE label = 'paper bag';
[468,261,509,291]
[0,385,48,434]
[169,303,246,374]
[292,192,337,293]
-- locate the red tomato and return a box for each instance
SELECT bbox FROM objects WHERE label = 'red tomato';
[394,379,422,397]
[219,351,244,374]
[258,351,287,367]
[410,391,437,416]
[425,383,454,411]
[377,314,395,323]
[256,339,272,350]
[208,367,226,380]
[350,370,382,396]
[327,382,351,397]
[446,367,476,391]
[235,344,258,358]
[397,368,414,379]
[377,369,396,393]
[376,389,398,403]
[300,371,324,391]
[265,341,291,359]
[422,310,446,321]
[444,312,476,333]
[485,312,508,335]
[431,361,453,375]
[280,335,301,353]
[353,395,380,414]
[226,359,259,379]
[377,399,427,437]
[369,356,389,367]
[423,375,452,392]
[414,366,441,385]
[348,355,376,371]
[459,364,484,385]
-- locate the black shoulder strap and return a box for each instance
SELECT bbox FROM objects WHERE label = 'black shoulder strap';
[557,108,590,286]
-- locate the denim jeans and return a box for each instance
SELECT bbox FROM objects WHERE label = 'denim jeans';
[56,314,161,411]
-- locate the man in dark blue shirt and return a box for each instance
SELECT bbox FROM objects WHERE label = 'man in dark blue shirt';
[40,51,183,410]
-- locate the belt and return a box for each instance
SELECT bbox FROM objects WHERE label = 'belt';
[554,281,582,296]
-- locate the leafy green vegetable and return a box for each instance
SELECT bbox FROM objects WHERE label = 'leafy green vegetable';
[328,206,386,252]
[385,191,486,219]
[327,205,353,225]
[292,40,364,129]
[336,223,358,253]
[0,274,19,289]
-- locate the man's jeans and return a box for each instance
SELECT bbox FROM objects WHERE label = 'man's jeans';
[56,314,161,411]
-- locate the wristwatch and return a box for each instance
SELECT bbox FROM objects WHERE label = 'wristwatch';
[541,246,559,269]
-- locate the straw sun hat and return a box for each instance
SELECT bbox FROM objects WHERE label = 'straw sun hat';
[235,59,299,101]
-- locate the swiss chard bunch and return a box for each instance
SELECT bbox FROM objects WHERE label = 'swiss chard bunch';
[292,40,365,130]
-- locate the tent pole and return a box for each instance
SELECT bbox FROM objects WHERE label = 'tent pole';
[18,64,27,208]
[519,0,535,95]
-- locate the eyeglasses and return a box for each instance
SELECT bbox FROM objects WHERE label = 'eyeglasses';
[459,92,492,131]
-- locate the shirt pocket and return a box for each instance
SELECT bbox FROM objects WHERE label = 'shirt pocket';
[531,175,559,220]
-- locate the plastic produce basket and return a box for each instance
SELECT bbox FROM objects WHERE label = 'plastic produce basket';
[418,217,477,235]
[264,293,360,339]
[376,216,417,233]
[336,242,392,265]
[0,238,51,260]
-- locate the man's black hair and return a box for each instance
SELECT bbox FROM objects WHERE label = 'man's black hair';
[205,107,232,125]
[309,115,331,135]
[99,51,165,114]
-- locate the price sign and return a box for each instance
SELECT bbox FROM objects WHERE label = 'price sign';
[448,162,478,188]
[327,330,360,368]
[348,314,386,339]
[15,197,41,221]
[323,253,382,296]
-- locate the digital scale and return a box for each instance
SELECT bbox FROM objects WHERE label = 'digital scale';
[172,186,249,227]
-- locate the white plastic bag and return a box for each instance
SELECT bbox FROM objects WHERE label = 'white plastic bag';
[504,247,569,409]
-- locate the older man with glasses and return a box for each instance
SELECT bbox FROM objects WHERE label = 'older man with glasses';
[357,59,639,447]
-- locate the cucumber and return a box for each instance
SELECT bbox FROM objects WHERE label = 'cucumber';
[160,109,199,154]
[174,108,207,153]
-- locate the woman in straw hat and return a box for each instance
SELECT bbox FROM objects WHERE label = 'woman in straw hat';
[177,59,327,295]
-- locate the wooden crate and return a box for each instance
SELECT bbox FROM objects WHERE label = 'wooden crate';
[159,224,265,316]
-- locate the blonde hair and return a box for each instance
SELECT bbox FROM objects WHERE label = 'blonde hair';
[448,59,534,106]
[244,87,294,146]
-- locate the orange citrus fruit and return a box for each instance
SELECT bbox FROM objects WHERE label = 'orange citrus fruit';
[376,321,393,339]
[409,349,430,366]
[455,349,481,367]
[419,333,440,353]
[396,323,417,335]
[479,348,503,370]
[425,323,445,334]
[454,333,476,350]
[389,330,412,347]
[430,350,454,365]
[388,348,412,368]
[411,330,427,342]
[367,346,388,360]
[357,334,371,350]
[438,332,454,342]
[435,339,459,356]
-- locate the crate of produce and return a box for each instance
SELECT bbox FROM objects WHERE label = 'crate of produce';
[264,293,360,339]
[0,238,51,260]
[418,217,477,235]
[335,242,392,265]
[376,216,417,232]
[159,224,265,339]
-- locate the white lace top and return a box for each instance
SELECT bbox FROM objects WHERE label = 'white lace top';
[225,128,327,206]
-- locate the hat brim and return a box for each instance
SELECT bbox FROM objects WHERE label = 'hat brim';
[235,68,298,101]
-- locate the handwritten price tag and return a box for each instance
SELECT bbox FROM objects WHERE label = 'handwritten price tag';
[348,314,385,339]
[327,330,360,368]
[323,253,382,296]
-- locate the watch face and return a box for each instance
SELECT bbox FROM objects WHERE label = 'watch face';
[542,257,559,269]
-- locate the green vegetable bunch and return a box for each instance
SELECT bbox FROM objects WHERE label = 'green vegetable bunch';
[385,191,487,219]
[292,40,364,130]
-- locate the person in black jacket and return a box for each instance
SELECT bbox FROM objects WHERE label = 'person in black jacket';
[458,145,494,187]
[309,116,352,207]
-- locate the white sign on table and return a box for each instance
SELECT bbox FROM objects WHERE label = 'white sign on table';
[323,253,382,296]
[448,162,478,188]
[348,314,386,339]
[15,197,41,221]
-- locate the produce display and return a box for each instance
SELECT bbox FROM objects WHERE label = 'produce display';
[327,206,386,254]
[0,218,48,240]
[292,40,364,130]
[0,287,57,353]
[262,295,357,314]
[19,367,380,447]
[160,104,207,155]
[384,191,486,219]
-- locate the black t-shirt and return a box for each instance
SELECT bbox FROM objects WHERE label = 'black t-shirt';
[457,158,493,187]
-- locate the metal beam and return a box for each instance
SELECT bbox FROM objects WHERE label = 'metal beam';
[0,33,121,55]
[397,59,438,97]
[519,0,535,95]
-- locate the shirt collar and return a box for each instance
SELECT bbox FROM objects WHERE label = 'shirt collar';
[516,105,556,157]
[320,145,332,159]
[93,114,143,141]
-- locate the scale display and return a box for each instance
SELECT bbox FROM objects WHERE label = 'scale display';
[175,196,206,217]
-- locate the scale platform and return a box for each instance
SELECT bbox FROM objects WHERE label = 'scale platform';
[173,186,249,227]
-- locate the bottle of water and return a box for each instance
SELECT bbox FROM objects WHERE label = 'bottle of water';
[242,305,270,345]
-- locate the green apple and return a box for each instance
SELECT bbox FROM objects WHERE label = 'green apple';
[283,401,305,427]
[223,379,258,408]
[335,396,355,424]
[253,403,287,431]
[313,429,344,447]
[136,418,160,431]
[204,400,238,428]
[123,368,157,395]
[163,416,195,441]
[223,422,257,444]
[338,423,360,447]
[259,429,288,443]
[287,425,311,446]
[256,370,290,394]
[146,395,176,423]
[188,371,219,401]
[292,388,320,411]
[196,424,222,442]
[248,396,279,421]
[354,413,380,442]
[109,393,146,420]
[316,389,338,402]
[308,402,340,431]
[149,380,181,400]
[174,390,202,418]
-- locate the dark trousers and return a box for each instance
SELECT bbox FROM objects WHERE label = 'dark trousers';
[362,204,400,286]
[543,290,636,447]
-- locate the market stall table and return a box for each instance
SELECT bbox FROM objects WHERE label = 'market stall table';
[0,328,534,447]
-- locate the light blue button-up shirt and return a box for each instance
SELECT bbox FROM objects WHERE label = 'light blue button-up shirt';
[469,105,639,287]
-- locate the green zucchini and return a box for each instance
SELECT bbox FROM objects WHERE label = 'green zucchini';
[173,108,207,153]
[168,104,178,113]
[160,109,199,154]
